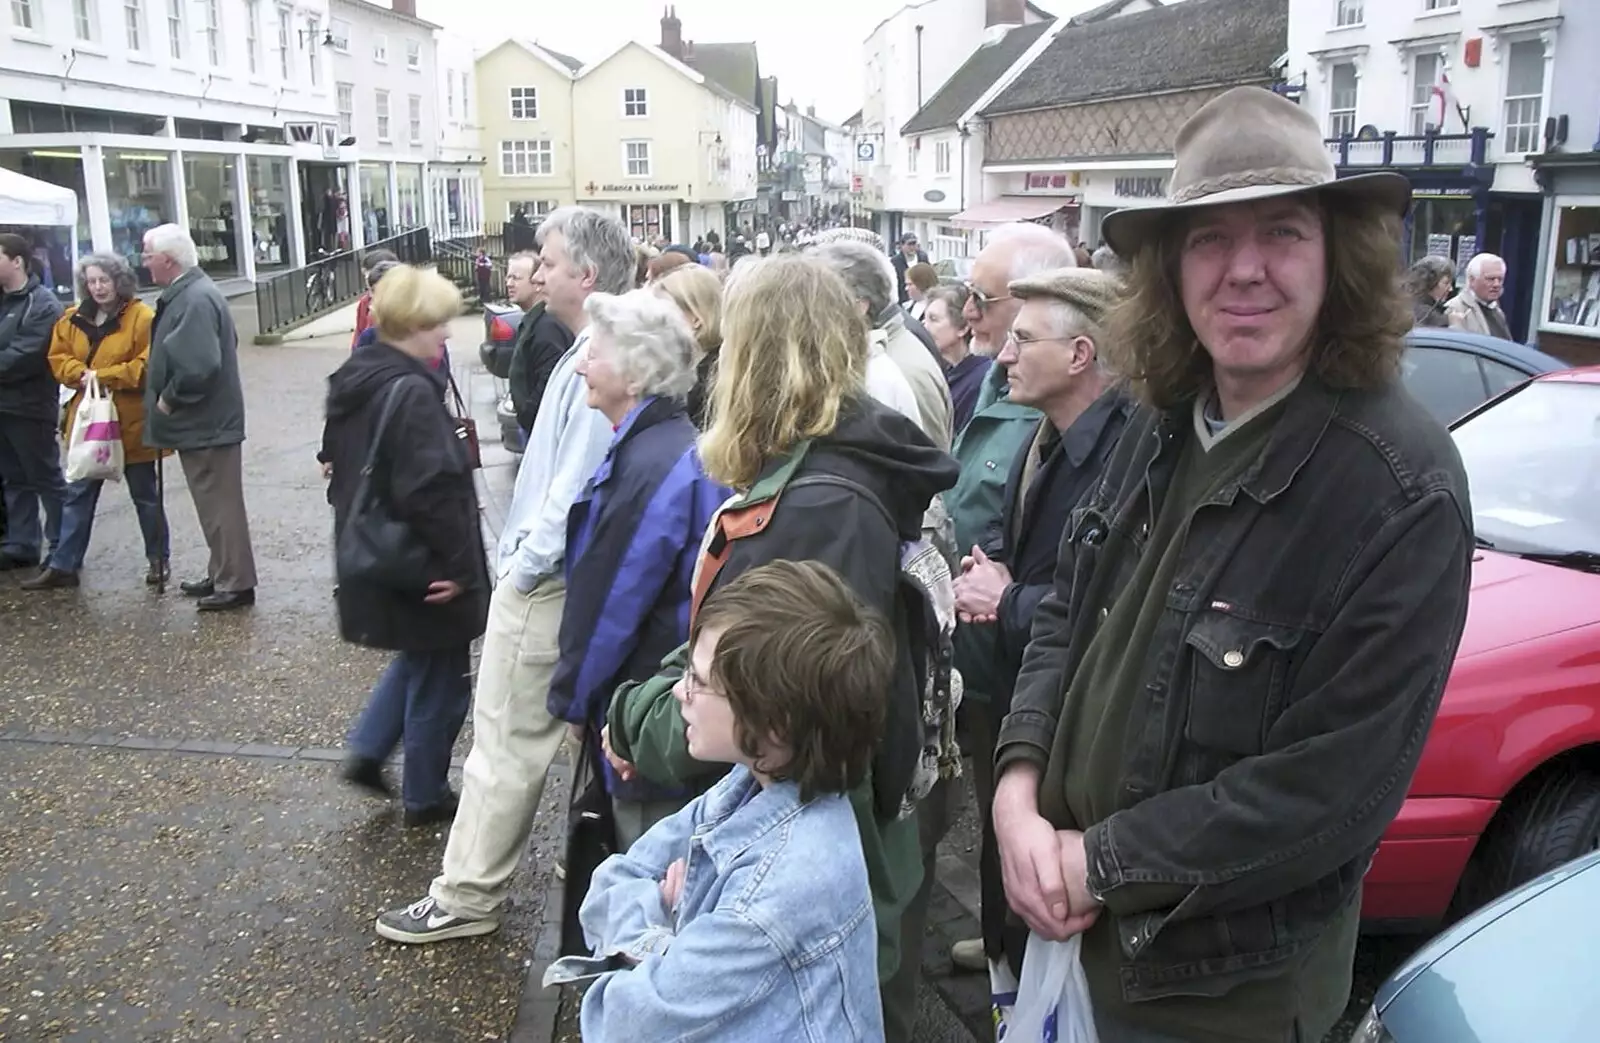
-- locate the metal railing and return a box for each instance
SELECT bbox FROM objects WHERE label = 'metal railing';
[254,227,432,335]
[1325,127,1494,170]
[434,249,507,304]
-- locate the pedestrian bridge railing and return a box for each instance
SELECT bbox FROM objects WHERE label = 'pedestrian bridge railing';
[253,227,432,336]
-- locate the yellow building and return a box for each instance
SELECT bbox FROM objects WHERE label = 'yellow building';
[571,41,758,245]
[475,39,583,225]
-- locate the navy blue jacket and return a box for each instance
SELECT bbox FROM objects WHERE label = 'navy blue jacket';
[548,395,729,799]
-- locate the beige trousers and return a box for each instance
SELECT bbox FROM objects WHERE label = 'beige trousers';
[177,444,258,592]
[430,576,567,920]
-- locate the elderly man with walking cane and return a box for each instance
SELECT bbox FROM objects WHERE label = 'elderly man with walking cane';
[142,224,257,611]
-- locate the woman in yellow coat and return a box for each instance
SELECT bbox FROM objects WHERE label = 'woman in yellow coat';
[22,253,170,589]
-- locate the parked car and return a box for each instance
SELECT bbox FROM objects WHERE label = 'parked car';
[1362,368,1600,930]
[479,302,526,455]
[1351,849,1600,1042]
[1399,328,1565,425]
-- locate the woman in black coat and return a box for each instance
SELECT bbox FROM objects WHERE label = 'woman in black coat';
[322,265,490,826]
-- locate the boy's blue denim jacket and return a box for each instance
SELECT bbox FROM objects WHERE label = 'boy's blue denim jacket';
[543,765,883,1042]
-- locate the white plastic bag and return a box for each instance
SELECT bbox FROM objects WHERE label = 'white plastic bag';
[64,372,123,483]
[996,932,1100,1043]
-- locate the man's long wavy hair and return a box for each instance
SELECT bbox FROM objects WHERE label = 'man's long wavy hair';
[699,255,867,490]
[1104,194,1413,409]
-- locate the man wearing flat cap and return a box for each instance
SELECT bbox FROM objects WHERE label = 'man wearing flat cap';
[951,266,1133,975]
[992,87,1473,1041]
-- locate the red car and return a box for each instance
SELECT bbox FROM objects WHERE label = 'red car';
[1363,367,1600,928]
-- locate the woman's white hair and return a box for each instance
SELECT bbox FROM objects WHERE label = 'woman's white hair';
[583,289,699,400]
[143,223,199,270]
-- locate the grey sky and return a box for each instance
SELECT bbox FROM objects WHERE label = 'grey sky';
[416,0,1081,124]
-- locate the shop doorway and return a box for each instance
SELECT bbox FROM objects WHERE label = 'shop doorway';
[299,162,350,259]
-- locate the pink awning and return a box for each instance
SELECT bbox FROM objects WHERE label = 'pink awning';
[950,195,1077,229]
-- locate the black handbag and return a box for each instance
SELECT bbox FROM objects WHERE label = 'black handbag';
[559,730,620,957]
[335,380,433,590]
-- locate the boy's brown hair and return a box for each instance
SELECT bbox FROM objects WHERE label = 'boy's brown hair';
[691,560,892,800]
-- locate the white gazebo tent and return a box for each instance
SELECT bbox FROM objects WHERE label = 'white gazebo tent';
[0,166,79,292]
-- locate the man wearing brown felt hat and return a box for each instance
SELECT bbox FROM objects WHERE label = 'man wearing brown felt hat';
[990,86,1475,1041]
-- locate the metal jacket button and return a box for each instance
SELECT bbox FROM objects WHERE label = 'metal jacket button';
[1222,649,1245,668]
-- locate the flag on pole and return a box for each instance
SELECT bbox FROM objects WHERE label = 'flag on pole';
[1431,66,1452,132]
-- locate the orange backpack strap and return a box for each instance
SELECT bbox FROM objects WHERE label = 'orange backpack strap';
[688,440,813,619]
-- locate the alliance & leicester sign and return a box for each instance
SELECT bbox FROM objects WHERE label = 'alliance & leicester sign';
[588,182,683,194]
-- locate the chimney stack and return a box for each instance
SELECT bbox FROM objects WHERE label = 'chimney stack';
[984,0,1025,28]
[660,6,683,59]
[391,0,417,16]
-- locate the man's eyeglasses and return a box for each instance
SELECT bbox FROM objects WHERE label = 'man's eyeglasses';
[964,282,1013,314]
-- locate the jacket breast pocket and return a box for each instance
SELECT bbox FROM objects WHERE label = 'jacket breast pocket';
[1182,612,1302,756]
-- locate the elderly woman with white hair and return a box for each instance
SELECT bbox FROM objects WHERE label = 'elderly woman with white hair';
[23,252,169,589]
[548,288,730,855]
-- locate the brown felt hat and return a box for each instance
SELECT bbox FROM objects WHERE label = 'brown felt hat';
[1100,86,1412,258]
[1008,266,1123,328]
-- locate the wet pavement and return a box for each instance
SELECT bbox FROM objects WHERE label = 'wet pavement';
[0,313,545,1043]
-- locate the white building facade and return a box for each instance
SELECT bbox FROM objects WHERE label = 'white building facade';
[431,28,486,241]
[1285,0,1570,337]
[859,0,1051,245]
[1,0,345,289]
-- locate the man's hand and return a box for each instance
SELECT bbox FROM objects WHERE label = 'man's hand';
[659,858,687,914]
[79,372,93,390]
[601,725,637,783]
[993,765,1096,940]
[423,580,463,604]
[156,397,172,415]
[955,545,1011,624]
[320,462,333,480]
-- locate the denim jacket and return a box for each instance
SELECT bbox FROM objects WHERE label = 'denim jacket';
[997,374,1473,1001]
[545,765,883,1041]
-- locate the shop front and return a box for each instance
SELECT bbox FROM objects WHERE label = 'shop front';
[1530,155,1600,365]
[428,165,485,241]
[1077,166,1172,249]
[960,169,1085,249]
[581,181,729,245]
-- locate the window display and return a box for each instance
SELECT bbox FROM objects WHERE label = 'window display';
[247,156,292,270]
[0,149,90,251]
[105,149,176,287]
[395,164,424,230]
[184,153,243,278]
[1545,203,1600,332]
[1408,194,1477,267]
[359,162,393,243]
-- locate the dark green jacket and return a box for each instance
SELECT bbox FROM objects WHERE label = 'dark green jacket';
[947,363,1040,699]
[144,268,245,451]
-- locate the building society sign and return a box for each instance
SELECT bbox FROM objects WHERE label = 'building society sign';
[1113,176,1166,199]
[591,183,682,194]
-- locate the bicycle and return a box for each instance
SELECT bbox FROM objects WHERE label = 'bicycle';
[305,250,337,314]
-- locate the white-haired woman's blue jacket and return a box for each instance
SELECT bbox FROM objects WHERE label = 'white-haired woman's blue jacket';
[544,765,883,1042]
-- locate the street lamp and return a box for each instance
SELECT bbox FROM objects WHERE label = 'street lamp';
[298,28,334,47]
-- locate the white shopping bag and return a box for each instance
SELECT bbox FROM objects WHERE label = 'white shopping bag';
[64,373,123,483]
[996,932,1099,1043]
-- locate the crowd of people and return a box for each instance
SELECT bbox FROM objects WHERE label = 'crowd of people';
[315,85,1475,1043]
[0,84,1488,1043]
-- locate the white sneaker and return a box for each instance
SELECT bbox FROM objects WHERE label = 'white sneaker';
[950,937,986,972]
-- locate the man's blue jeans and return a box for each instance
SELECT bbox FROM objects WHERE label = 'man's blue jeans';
[49,461,169,573]
[348,646,472,813]
[0,414,64,561]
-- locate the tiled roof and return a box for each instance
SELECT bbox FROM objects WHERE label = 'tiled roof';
[901,21,1051,135]
[685,42,760,104]
[983,0,1286,115]
[1067,0,1162,25]
[541,45,584,72]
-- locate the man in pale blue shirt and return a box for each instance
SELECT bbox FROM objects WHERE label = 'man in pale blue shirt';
[377,207,635,944]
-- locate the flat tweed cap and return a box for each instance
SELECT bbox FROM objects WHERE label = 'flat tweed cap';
[1101,86,1411,257]
[1008,266,1123,327]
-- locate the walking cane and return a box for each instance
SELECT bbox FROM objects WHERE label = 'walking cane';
[155,452,168,596]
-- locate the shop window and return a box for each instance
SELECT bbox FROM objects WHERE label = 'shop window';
[0,149,91,261]
[1407,196,1476,267]
[626,204,669,242]
[395,164,424,229]
[184,154,243,279]
[359,162,393,244]
[1545,203,1600,330]
[246,155,290,269]
[105,149,176,286]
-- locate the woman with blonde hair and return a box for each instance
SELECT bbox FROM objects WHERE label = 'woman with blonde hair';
[651,263,723,426]
[602,252,959,1041]
[23,252,169,589]
[323,264,490,827]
